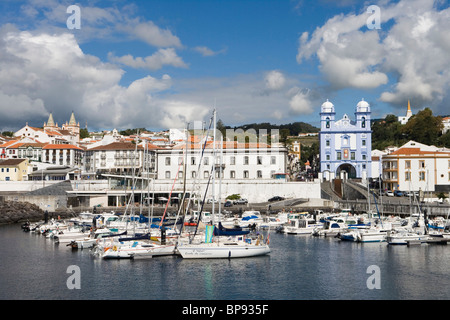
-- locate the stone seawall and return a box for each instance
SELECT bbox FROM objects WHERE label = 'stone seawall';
[0,198,75,225]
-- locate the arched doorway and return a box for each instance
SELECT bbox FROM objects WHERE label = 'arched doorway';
[336,163,357,179]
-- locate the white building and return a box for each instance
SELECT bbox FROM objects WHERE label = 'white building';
[382,141,450,192]
[156,140,287,182]
[442,117,450,134]
[42,144,84,167]
[85,141,157,175]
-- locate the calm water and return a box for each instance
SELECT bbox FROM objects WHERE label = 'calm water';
[1,223,449,300]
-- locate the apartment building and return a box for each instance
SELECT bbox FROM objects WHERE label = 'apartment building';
[156,140,287,182]
[0,158,30,181]
[85,141,159,175]
[382,141,450,192]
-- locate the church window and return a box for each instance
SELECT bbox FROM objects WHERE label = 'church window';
[362,117,366,128]
[343,137,349,146]
[326,117,330,128]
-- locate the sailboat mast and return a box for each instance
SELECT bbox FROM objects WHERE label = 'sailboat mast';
[212,109,216,224]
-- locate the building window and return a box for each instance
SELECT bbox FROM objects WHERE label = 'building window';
[326,140,330,147]
[362,140,366,146]
[351,152,355,160]
[419,160,425,169]
[362,154,366,160]
[362,116,366,128]
[230,171,235,179]
[405,160,411,169]
[179,171,183,179]
[343,137,349,146]
[191,157,196,165]
[244,156,249,165]
[337,152,341,160]
[326,117,330,128]
[257,156,262,165]
[405,172,411,181]
[165,157,170,166]
[191,171,196,178]
[178,157,183,165]
[244,170,249,178]
[419,171,425,181]
[204,157,209,165]
[230,156,236,165]
[271,156,276,165]
[204,171,209,178]
[257,170,262,178]
[165,171,170,179]
[326,154,330,160]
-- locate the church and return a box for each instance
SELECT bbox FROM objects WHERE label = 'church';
[319,99,372,180]
[14,112,80,146]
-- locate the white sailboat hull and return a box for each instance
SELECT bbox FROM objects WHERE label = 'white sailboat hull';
[177,242,270,259]
[358,231,386,242]
[282,224,322,235]
[387,233,428,245]
[101,242,176,259]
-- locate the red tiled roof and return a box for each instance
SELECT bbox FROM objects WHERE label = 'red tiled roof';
[89,142,144,151]
[0,140,21,148]
[173,141,271,150]
[389,147,450,156]
[0,158,28,166]
[43,144,83,150]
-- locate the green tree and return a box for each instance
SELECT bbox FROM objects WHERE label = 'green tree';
[371,115,404,150]
[1,131,14,137]
[437,130,450,148]
[216,119,226,138]
[401,108,442,145]
[80,128,90,139]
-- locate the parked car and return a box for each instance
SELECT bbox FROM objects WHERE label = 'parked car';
[394,190,404,197]
[268,196,285,202]
[384,191,394,197]
[233,198,248,205]
[224,201,233,207]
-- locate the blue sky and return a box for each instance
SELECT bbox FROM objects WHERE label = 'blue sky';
[0,0,448,132]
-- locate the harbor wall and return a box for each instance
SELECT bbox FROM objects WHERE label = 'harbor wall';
[335,199,450,217]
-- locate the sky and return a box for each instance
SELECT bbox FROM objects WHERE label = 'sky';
[0,0,449,132]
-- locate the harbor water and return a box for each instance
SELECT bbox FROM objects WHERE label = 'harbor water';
[0,223,449,300]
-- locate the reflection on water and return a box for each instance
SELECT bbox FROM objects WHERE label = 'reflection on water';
[0,224,449,300]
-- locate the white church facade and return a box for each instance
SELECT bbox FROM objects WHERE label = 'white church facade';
[319,99,372,180]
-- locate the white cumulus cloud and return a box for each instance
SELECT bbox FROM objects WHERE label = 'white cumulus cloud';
[0,28,205,130]
[297,0,450,111]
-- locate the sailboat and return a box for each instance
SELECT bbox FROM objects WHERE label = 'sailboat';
[386,192,429,245]
[176,109,270,259]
